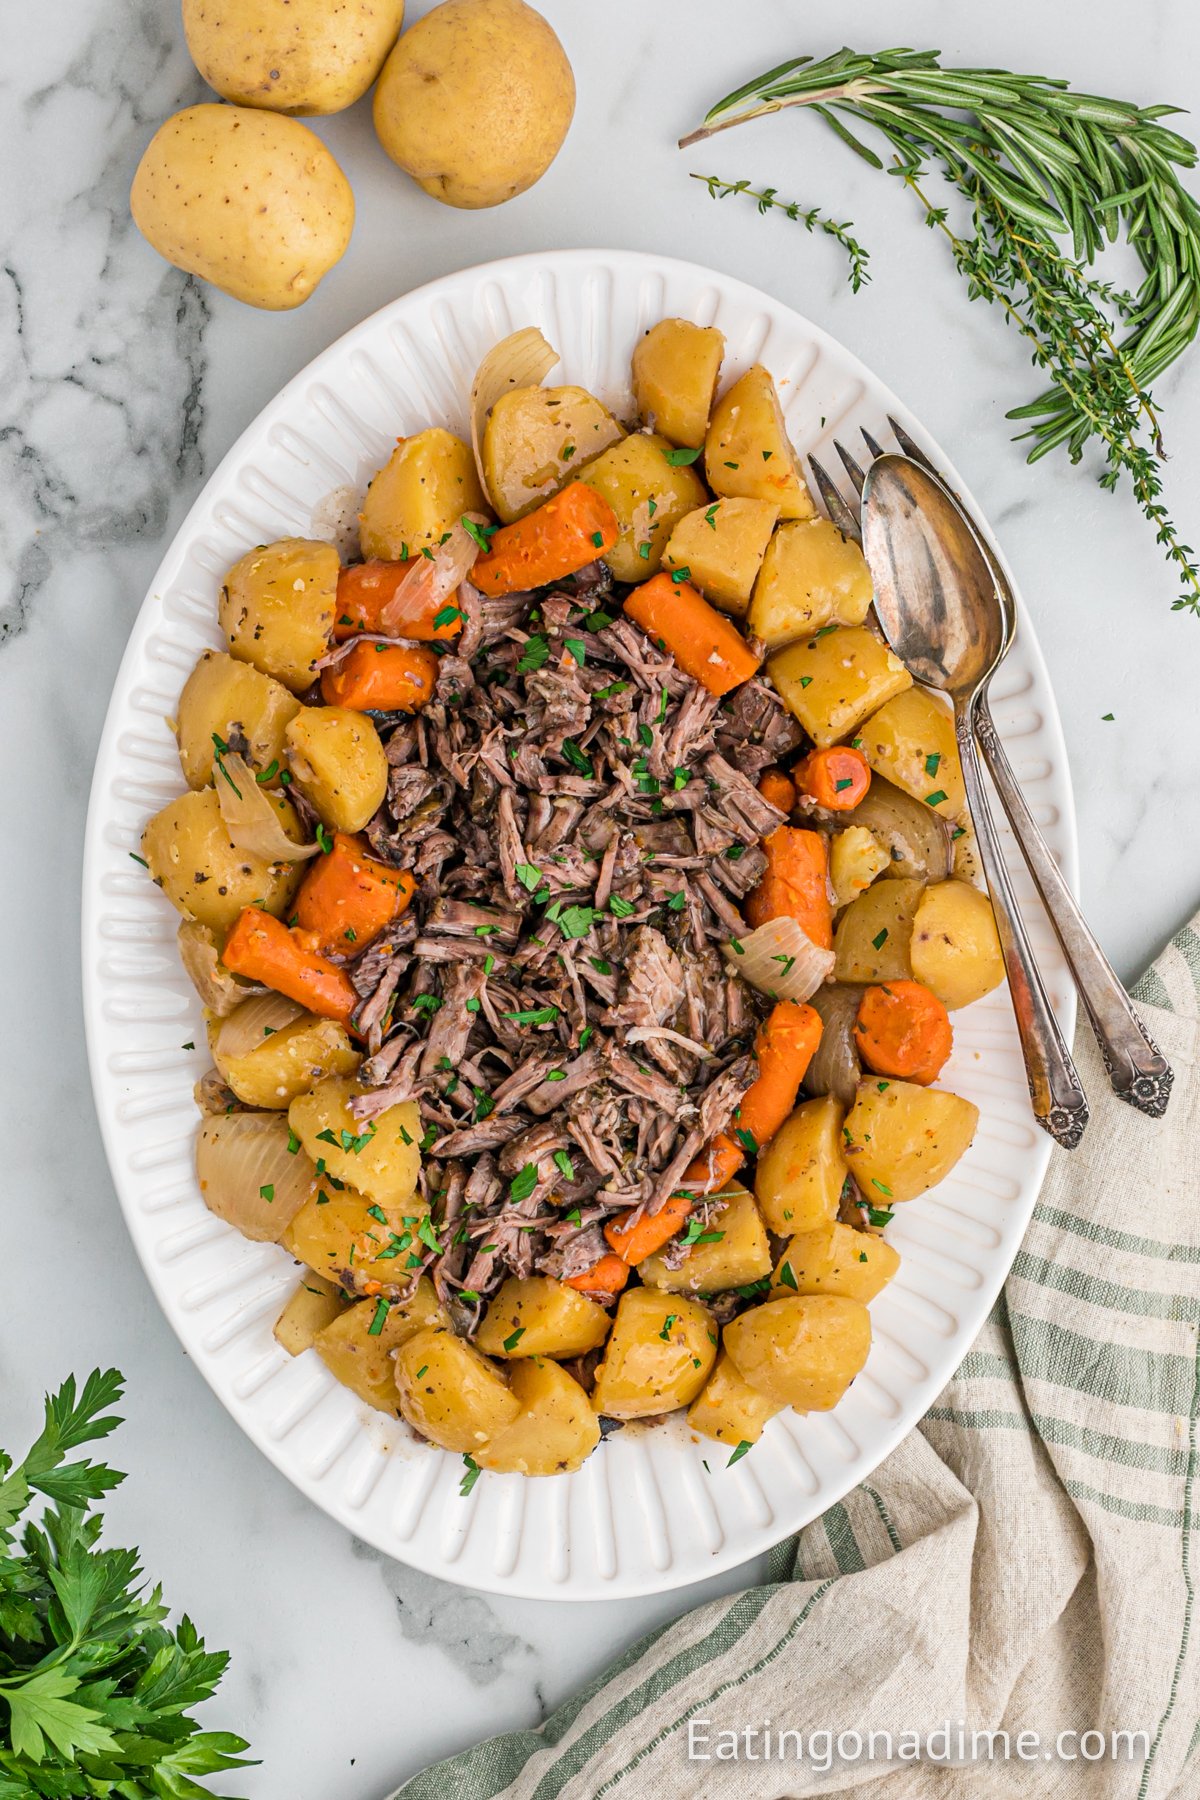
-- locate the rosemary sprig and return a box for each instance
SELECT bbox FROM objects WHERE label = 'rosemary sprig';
[683,46,1200,613]
[692,174,871,292]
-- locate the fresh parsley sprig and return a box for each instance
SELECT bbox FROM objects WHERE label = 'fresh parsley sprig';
[0,1370,254,1796]
[684,45,1200,613]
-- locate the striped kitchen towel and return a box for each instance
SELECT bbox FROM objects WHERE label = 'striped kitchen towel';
[392,916,1200,1800]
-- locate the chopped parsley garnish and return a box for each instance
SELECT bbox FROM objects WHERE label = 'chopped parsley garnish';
[503,1328,526,1351]
[129,851,150,868]
[925,751,942,777]
[925,789,948,807]
[727,1440,753,1466]
[502,1004,560,1025]
[564,637,587,666]
[664,445,702,465]
[778,1259,798,1291]
[609,895,635,918]
[315,822,334,855]
[554,1149,575,1181]
[461,515,497,551]
[556,904,595,939]
[871,1179,893,1197]
[517,635,550,673]
[259,1184,274,1202]
[872,928,889,950]
[515,861,543,891]
[562,740,592,774]
[459,1454,482,1497]
[432,604,462,630]
[287,1129,301,1155]
[591,530,604,548]
[658,1313,680,1341]
[670,566,690,584]
[255,760,279,784]
[509,1163,539,1202]
[412,992,442,1013]
[866,1203,894,1228]
[367,1297,391,1336]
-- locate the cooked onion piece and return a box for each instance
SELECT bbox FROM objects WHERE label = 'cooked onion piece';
[724,917,834,1003]
[802,983,866,1108]
[377,518,485,636]
[196,1111,318,1241]
[470,327,560,507]
[214,751,318,863]
[177,920,266,1016]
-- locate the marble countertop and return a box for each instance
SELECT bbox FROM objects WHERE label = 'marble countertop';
[3,1,1199,1793]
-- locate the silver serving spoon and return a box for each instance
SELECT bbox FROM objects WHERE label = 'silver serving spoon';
[861,454,1089,1149]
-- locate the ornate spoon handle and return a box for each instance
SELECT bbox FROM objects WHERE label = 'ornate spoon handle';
[954,696,1090,1149]
[975,699,1173,1118]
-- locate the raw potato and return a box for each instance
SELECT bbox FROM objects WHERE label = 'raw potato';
[273,1275,346,1356]
[176,651,300,788]
[314,1279,449,1412]
[639,1184,771,1294]
[393,1327,519,1452]
[663,498,778,615]
[830,825,891,908]
[476,1359,601,1475]
[631,319,725,447]
[590,1289,717,1420]
[483,386,623,523]
[196,1111,317,1240]
[833,878,924,984]
[911,880,1004,1010]
[583,432,706,582]
[768,626,912,747]
[183,0,406,115]
[843,1079,980,1203]
[754,1097,846,1236]
[858,688,965,819]
[773,1221,900,1305]
[210,996,359,1108]
[219,539,339,692]
[140,787,303,934]
[284,1185,428,1296]
[748,517,874,647]
[475,1275,610,1358]
[724,1295,871,1412]
[284,706,388,833]
[687,1351,782,1448]
[373,0,575,210]
[288,1075,421,1204]
[359,428,489,560]
[130,105,353,310]
[705,366,814,520]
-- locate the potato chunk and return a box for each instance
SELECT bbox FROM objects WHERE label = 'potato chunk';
[314,1279,449,1412]
[475,1276,610,1359]
[843,1079,979,1203]
[284,705,388,834]
[140,787,303,934]
[177,650,301,788]
[662,498,777,614]
[394,1327,518,1452]
[284,1185,428,1297]
[858,688,964,819]
[218,538,338,693]
[687,1351,782,1448]
[288,1076,420,1204]
[705,366,814,520]
[476,1359,601,1476]
[591,1289,716,1420]
[483,386,624,523]
[830,825,891,907]
[359,428,489,559]
[773,1221,900,1304]
[754,1097,846,1236]
[725,1295,871,1411]
[273,1275,346,1356]
[639,1183,771,1294]
[211,995,359,1108]
[583,431,706,582]
[631,318,725,447]
[833,878,924,984]
[911,880,1005,1010]
[748,517,873,647]
[768,626,912,748]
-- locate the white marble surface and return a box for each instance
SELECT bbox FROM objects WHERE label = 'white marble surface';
[2,1,1199,1794]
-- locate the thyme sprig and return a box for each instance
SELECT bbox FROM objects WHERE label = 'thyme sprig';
[682,46,1200,613]
[692,174,871,292]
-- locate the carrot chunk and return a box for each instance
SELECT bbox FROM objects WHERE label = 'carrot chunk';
[320,642,440,712]
[221,907,358,1023]
[603,1190,694,1267]
[757,768,797,814]
[793,745,871,811]
[564,1254,630,1296]
[624,573,761,697]
[854,980,953,1085]
[745,826,833,949]
[295,833,415,955]
[735,1001,824,1152]
[471,483,619,598]
[334,560,460,641]
[681,1132,746,1191]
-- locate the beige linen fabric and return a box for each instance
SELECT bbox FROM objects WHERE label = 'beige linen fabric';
[394,920,1200,1800]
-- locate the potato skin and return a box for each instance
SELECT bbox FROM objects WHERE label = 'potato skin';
[177,651,301,789]
[833,878,924,984]
[768,625,912,748]
[754,1097,846,1237]
[183,0,406,116]
[843,1079,980,1203]
[687,1351,781,1448]
[373,0,574,210]
[314,1279,448,1412]
[748,517,874,647]
[476,1358,601,1475]
[705,366,814,520]
[140,787,303,933]
[663,498,778,616]
[288,1075,421,1204]
[773,1221,900,1305]
[219,538,339,692]
[911,880,1004,1010]
[724,1295,871,1412]
[590,1289,716,1420]
[632,319,725,447]
[360,428,489,559]
[394,1327,519,1451]
[639,1184,772,1294]
[284,706,388,833]
[482,387,623,523]
[475,1276,610,1359]
[583,432,706,582]
[130,105,353,309]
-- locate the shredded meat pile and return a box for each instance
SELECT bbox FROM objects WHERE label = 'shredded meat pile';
[341,566,803,1329]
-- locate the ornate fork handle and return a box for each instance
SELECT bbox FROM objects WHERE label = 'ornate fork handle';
[975,702,1174,1119]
